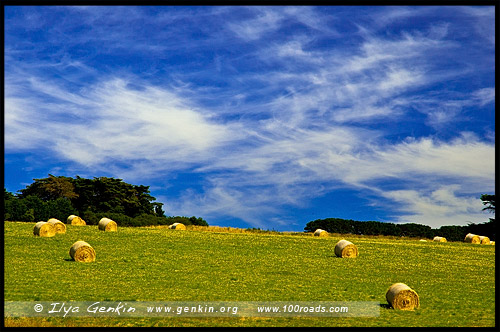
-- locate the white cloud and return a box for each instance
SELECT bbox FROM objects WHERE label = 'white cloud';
[227,7,284,41]
[405,87,495,129]
[5,76,244,173]
[354,134,494,190]
[472,87,495,106]
[381,186,493,228]
[276,40,312,58]
[457,6,495,46]
[377,68,423,93]
[283,6,338,34]
[4,97,48,150]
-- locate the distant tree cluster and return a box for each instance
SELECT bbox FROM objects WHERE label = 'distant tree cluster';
[4,174,208,227]
[304,217,495,241]
[304,194,495,241]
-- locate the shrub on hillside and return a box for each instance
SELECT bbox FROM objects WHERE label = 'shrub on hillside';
[165,216,208,226]
[133,213,170,227]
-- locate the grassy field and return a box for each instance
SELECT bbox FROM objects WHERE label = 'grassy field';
[3,221,495,327]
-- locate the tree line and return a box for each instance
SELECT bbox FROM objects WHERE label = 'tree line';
[304,218,495,241]
[304,194,496,241]
[304,194,495,241]
[4,174,208,227]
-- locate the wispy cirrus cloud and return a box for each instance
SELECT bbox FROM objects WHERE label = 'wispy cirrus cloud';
[380,186,490,227]
[5,76,242,171]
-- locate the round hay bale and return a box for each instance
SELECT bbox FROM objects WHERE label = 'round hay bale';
[67,215,86,226]
[419,239,427,242]
[386,283,420,310]
[479,236,490,245]
[33,221,55,237]
[334,239,358,258]
[69,241,96,262]
[47,218,66,234]
[314,229,328,237]
[98,218,117,232]
[433,236,447,242]
[170,222,186,230]
[464,233,480,244]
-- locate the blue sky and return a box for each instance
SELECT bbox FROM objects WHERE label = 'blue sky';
[4,6,495,231]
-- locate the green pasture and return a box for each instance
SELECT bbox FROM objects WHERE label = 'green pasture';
[3,221,495,327]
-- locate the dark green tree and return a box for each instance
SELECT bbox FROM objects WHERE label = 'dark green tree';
[189,216,209,226]
[153,202,166,217]
[4,199,27,221]
[5,175,209,227]
[82,177,156,217]
[18,174,78,201]
[21,175,160,218]
[45,198,77,221]
[22,195,50,221]
[5,188,15,201]
[397,223,433,238]
[480,194,495,214]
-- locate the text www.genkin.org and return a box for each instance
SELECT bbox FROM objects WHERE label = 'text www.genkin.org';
[146,303,349,316]
[147,304,238,315]
[5,301,380,317]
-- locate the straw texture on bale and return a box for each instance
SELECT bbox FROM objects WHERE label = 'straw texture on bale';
[169,222,186,230]
[69,241,96,262]
[334,239,358,258]
[479,236,490,245]
[314,229,328,237]
[47,218,66,234]
[67,215,86,226]
[386,283,420,310]
[33,221,56,237]
[464,233,480,244]
[433,236,447,242]
[98,218,117,232]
